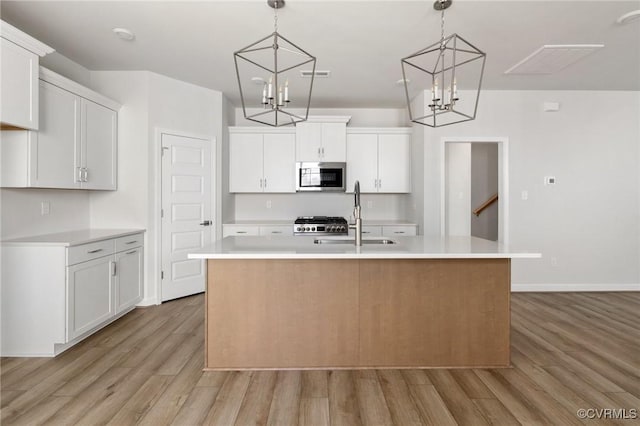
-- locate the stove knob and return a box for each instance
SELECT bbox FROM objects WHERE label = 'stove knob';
[296,227,302,232]
[305,227,310,231]
[312,227,316,231]
[340,226,346,232]
[329,226,335,232]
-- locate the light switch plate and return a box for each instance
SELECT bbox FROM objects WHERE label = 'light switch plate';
[41,202,50,215]
[544,176,556,185]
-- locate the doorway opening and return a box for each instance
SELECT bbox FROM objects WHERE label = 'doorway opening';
[440,138,509,244]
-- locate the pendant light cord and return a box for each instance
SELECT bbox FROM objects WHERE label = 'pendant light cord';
[274,1,278,33]
[440,1,446,48]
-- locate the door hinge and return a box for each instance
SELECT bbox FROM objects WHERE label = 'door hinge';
[162,146,169,156]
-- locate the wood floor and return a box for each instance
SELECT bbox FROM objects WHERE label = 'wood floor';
[1,292,639,425]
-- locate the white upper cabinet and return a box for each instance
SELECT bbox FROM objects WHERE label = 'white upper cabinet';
[0,67,120,190]
[0,21,54,130]
[346,128,411,193]
[295,116,351,162]
[81,98,117,190]
[229,128,296,193]
[346,133,378,193]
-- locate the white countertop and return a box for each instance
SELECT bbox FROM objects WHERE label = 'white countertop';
[188,235,541,260]
[1,229,145,247]
[223,220,417,226]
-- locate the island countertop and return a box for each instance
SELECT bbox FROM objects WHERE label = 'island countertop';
[188,235,541,260]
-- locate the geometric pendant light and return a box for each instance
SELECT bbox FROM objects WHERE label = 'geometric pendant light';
[234,0,316,127]
[401,0,486,127]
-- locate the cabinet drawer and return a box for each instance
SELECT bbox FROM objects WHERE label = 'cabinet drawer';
[68,239,114,265]
[115,233,144,252]
[259,225,293,236]
[223,225,260,237]
[382,225,417,236]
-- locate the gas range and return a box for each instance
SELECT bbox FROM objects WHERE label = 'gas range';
[294,216,348,236]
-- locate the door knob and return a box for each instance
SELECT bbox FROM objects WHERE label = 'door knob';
[200,220,212,226]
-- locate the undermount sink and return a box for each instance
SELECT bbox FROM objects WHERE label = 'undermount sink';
[314,238,396,245]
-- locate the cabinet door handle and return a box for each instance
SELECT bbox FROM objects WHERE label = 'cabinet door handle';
[236,231,247,234]
[87,248,103,254]
[111,261,117,276]
[126,250,137,255]
[259,178,263,188]
[125,240,138,245]
[77,167,83,183]
[200,220,212,226]
[83,168,89,182]
[394,231,405,234]
[264,178,267,188]
[363,231,371,234]
[271,231,282,234]
[321,147,325,156]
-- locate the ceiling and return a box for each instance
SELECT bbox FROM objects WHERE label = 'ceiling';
[2,1,639,108]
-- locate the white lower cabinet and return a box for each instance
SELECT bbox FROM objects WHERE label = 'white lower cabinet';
[115,247,144,313]
[1,231,144,357]
[223,224,293,237]
[67,256,115,341]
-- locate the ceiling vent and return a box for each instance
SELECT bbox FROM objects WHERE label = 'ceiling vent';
[504,44,604,74]
[300,70,331,78]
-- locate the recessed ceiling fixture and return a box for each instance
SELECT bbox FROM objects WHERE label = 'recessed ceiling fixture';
[504,44,604,75]
[112,27,135,41]
[401,0,486,128]
[233,0,316,127]
[616,10,640,25]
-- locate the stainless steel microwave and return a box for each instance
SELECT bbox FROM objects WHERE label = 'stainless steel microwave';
[296,162,346,192]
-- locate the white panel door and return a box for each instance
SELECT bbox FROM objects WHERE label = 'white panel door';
[378,134,411,193]
[320,123,346,162]
[161,133,212,302]
[82,99,117,190]
[32,81,80,189]
[229,133,264,192]
[346,133,378,193]
[263,133,295,192]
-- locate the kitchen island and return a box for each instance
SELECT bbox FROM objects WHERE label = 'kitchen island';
[189,236,540,370]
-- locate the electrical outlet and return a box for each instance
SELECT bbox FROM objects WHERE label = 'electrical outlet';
[367,200,373,209]
[266,200,272,209]
[521,190,528,201]
[551,257,558,266]
[41,202,50,215]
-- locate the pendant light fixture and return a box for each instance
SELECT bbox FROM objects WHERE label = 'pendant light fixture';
[401,0,486,127]
[234,0,316,127]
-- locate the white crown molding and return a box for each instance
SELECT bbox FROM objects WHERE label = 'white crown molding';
[305,116,351,124]
[229,126,296,134]
[511,283,640,292]
[347,127,412,134]
[39,67,121,111]
[1,20,54,57]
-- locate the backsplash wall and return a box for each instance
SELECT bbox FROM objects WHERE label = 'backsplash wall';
[234,193,408,221]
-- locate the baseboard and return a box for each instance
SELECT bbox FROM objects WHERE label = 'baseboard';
[511,283,640,292]
[137,297,160,306]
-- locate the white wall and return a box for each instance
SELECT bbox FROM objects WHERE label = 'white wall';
[0,189,90,239]
[89,71,226,305]
[234,193,407,221]
[419,90,640,290]
[445,143,471,236]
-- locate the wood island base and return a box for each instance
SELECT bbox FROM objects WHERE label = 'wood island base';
[205,258,510,370]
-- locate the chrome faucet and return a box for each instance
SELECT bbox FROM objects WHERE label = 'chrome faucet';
[349,180,362,246]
